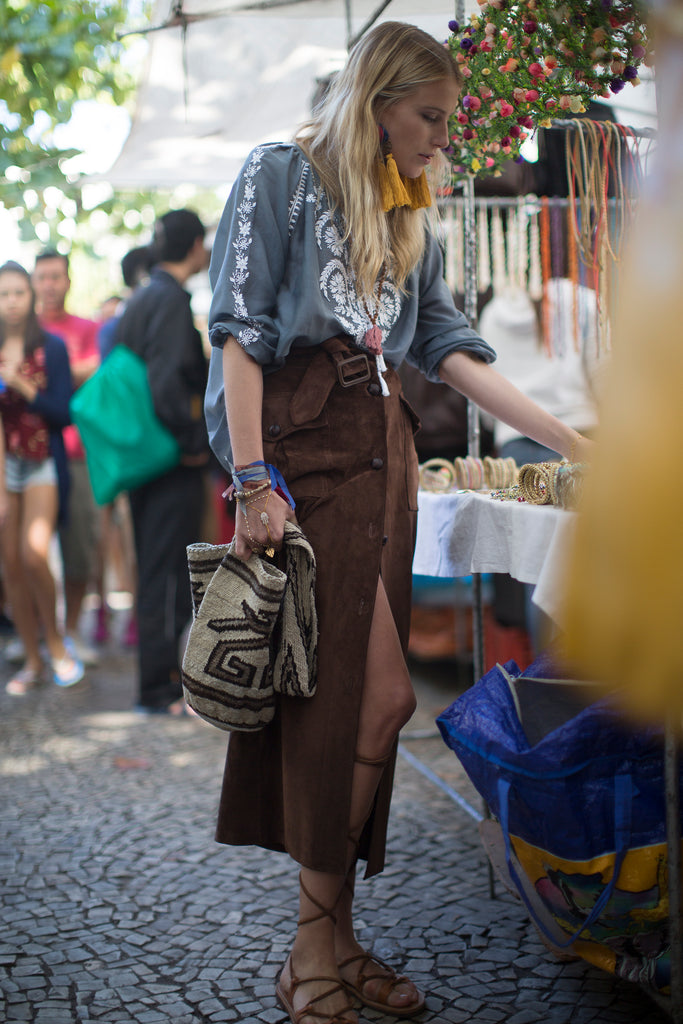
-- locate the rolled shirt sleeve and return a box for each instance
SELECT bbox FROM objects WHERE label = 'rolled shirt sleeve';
[209,145,299,365]
[402,232,497,382]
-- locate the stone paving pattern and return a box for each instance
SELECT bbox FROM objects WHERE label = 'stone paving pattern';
[0,626,673,1024]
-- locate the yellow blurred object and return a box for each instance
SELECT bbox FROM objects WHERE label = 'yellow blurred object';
[562,149,683,727]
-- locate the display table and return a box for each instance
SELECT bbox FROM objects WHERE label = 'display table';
[413,489,575,626]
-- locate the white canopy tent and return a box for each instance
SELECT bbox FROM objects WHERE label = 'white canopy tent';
[100,0,470,190]
[101,0,656,192]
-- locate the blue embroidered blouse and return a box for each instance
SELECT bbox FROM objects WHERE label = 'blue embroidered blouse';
[205,142,495,470]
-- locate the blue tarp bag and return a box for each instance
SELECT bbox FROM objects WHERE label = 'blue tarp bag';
[436,651,681,992]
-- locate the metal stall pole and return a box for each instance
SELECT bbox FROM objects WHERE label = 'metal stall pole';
[461,174,495,899]
[461,176,485,690]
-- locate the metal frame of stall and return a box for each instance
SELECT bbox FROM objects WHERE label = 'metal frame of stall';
[447,124,681,1020]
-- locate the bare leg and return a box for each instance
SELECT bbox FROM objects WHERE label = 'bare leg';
[278,869,357,1024]
[1,492,43,674]
[21,483,70,662]
[278,578,419,1023]
[334,577,424,1014]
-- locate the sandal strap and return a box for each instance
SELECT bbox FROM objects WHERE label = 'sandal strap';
[298,874,338,928]
[288,969,355,1023]
[338,951,408,1004]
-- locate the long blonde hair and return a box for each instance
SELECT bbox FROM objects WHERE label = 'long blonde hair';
[295,21,462,298]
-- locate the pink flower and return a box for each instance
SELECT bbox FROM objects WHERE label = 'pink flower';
[479,86,493,100]
[528,62,545,80]
[464,95,482,112]
[457,112,470,124]
[499,100,514,117]
[525,89,540,102]
[513,88,526,103]
[544,56,558,71]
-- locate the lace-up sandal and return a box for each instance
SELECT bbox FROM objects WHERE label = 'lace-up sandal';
[276,877,356,1024]
[338,951,426,1019]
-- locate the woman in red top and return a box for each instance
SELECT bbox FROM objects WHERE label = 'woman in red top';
[0,261,83,694]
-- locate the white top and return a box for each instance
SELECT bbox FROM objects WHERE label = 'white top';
[478,280,601,448]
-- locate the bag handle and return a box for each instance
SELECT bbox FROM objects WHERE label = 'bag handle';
[498,773,632,949]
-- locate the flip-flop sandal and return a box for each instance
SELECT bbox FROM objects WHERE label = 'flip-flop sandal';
[5,666,43,696]
[52,652,84,688]
[338,951,426,1018]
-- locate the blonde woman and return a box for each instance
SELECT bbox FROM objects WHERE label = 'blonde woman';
[205,22,592,1024]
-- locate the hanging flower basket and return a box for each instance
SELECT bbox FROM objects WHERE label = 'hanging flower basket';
[445,0,651,179]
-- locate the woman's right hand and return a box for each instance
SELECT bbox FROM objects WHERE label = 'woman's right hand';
[233,485,295,562]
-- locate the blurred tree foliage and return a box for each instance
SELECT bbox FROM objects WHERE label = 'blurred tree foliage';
[0,0,162,258]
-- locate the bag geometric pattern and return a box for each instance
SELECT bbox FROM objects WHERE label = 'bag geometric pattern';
[272,522,317,698]
[182,543,286,731]
[182,522,318,731]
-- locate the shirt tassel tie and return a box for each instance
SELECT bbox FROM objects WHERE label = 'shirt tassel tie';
[375,353,390,396]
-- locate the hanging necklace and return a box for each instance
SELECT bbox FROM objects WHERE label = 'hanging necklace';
[491,207,506,294]
[362,265,387,355]
[528,205,542,302]
[477,206,491,294]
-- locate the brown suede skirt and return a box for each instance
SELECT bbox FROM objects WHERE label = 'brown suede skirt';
[214,338,420,878]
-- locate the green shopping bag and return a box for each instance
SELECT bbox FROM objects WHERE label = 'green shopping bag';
[70,344,180,505]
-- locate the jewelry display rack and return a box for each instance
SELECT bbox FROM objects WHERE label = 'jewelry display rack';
[438,118,681,1020]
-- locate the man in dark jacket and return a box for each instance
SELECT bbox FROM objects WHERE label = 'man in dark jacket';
[116,209,210,713]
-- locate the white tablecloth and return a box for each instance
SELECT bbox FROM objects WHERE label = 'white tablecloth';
[413,489,575,625]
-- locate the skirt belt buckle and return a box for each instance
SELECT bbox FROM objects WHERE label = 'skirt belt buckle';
[336,353,371,388]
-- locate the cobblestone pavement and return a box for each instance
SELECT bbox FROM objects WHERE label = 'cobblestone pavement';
[0,625,672,1024]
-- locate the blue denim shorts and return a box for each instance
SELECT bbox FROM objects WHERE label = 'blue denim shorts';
[5,453,58,493]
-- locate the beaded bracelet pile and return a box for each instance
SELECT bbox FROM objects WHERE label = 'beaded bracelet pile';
[490,462,587,510]
[418,455,519,493]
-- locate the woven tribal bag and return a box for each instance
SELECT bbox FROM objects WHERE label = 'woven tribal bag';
[182,541,287,731]
[272,522,318,699]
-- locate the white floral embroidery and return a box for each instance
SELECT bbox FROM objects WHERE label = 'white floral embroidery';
[231,146,265,347]
[229,147,402,355]
[314,204,401,349]
[288,163,309,236]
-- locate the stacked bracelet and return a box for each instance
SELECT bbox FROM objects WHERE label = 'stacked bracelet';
[231,460,296,510]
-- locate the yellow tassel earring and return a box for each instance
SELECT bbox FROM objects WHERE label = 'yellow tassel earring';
[377,125,432,213]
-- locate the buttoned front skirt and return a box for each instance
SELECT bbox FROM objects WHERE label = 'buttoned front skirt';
[214,338,420,877]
